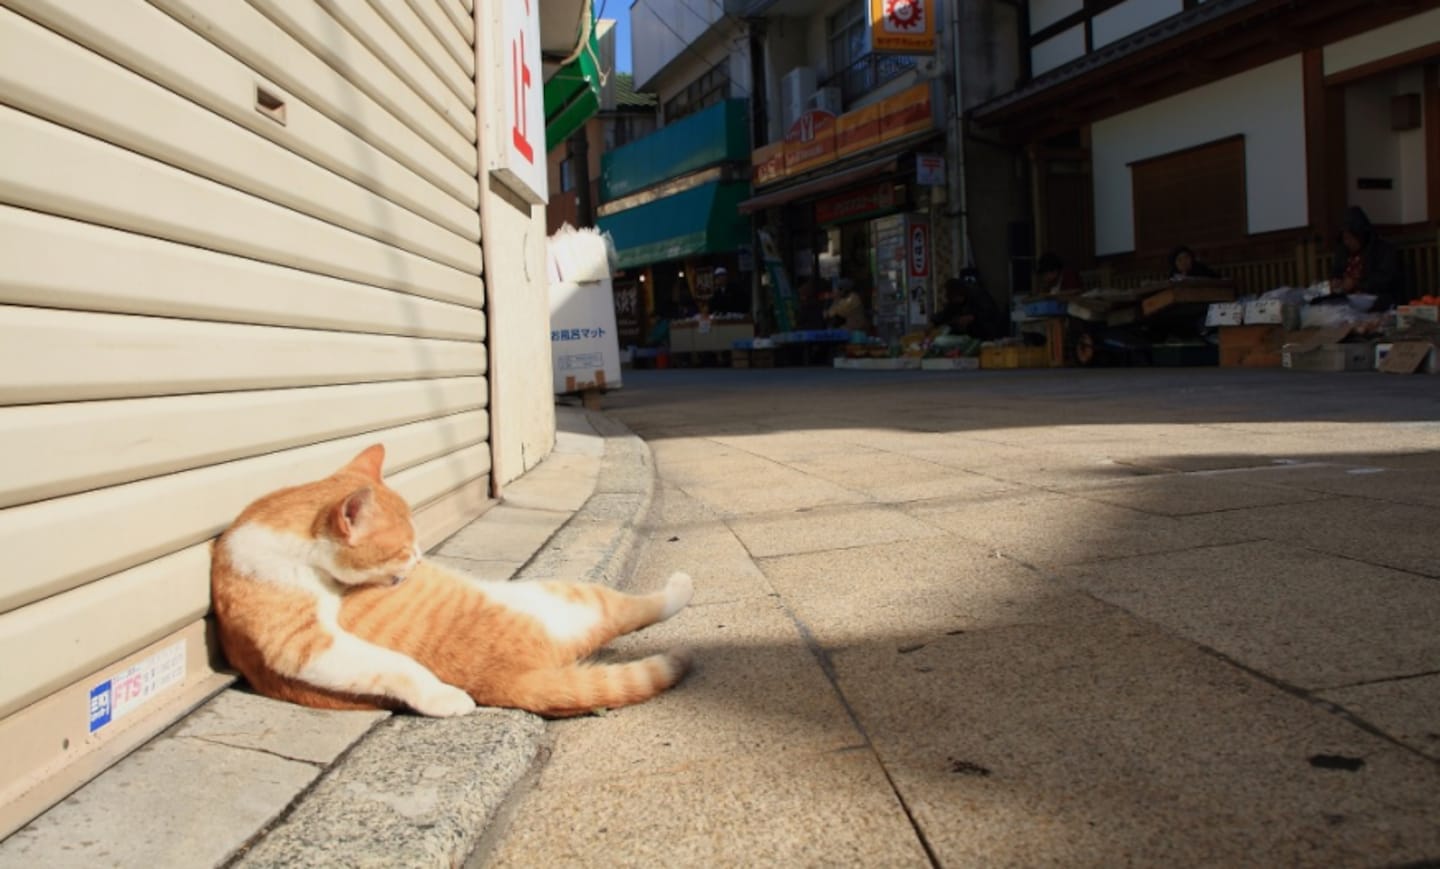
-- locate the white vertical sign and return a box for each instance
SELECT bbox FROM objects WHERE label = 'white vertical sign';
[489,0,548,204]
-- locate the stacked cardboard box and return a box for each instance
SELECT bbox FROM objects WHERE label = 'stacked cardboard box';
[1219,325,1284,367]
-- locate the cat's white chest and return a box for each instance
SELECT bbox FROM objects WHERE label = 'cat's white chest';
[479,581,600,641]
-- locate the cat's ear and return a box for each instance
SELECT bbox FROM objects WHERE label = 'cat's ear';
[345,444,386,482]
[334,487,376,544]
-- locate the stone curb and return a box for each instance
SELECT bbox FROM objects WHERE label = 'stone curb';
[232,407,657,868]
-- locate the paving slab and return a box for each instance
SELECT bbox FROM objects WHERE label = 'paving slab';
[1318,674,1440,761]
[757,539,1108,650]
[912,488,1255,566]
[789,451,1009,503]
[728,502,945,558]
[0,737,318,869]
[1187,496,1440,578]
[537,596,860,786]
[434,504,570,563]
[1240,463,1440,508]
[172,689,386,765]
[1074,471,1331,516]
[498,452,600,512]
[483,750,930,869]
[1065,540,1440,690]
[831,614,1440,867]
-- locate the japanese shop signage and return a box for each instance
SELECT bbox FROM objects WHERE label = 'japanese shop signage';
[815,181,900,225]
[753,84,935,186]
[870,0,936,54]
[489,0,548,204]
[908,220,930,279]
[783,109,837,175]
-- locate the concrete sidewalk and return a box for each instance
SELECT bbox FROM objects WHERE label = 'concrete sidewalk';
[0,404,654,869]
[483,368,1440,867]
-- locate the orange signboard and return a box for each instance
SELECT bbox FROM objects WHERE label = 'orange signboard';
[753,141,786,186]
[750,84,935,186]
[783,109,836,175]
[869,0,936,55]
[879,83,932,142]
[835,104,880,159]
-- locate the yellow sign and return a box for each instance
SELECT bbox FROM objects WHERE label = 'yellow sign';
[869,0,935,55]
[751,83,935,185]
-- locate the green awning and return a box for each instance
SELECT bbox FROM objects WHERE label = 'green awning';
[544,25,601,152]
[598,181,751,269]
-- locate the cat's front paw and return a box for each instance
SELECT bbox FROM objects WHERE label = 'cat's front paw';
[661,571,693,619]
[412,683,476,718]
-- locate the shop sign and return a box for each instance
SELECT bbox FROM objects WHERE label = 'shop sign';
[783,108,837,175]
[751,84,935,187]
[880,83,934,142]
[870,0,936,55]
[916,153,945,186]
[753,141,786,186]
[835,104,881,159]
[488,0,548,204]
[815,181,899,225]
[908,221,930,279]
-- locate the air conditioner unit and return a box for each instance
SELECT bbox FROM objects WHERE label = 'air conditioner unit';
[810,86,842,115]
[781,67,817,130]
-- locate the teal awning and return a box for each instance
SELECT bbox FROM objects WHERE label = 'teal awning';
[600,100,750,201]
[598,181,751,269]
[543,17,601,151]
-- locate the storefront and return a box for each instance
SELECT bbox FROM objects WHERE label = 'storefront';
[739,82,948,344]
[595,100,755,359]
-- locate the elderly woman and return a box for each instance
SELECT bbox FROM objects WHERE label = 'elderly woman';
[1329,206,1403,311]
[1167,245,1220,280]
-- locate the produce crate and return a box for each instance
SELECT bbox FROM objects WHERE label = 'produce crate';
[732,348,775,369]
[981,345,1050,369]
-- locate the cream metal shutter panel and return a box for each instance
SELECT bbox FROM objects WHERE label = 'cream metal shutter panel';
[0,0,489,834]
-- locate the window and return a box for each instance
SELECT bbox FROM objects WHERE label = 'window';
[663,61,730,123]
[1130,136,1247,252]
[559,156,575,193]
[825,0,916,106]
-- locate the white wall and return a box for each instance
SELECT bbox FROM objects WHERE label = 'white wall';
[1030,24,1083,76]
[1090,56,1307,255]
[631,0,724,90]
[1029,0,1081,34]
[1324,8,1440,77]
[1345,68,1429,225]
[1091,0,1181,48]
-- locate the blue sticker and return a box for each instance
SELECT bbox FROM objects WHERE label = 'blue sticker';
[89,681,112,732]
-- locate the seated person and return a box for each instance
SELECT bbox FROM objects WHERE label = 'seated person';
[1035,252,1083,295]
[824,277,871,332]
[1329,206,1403,311]
[1168,245,1220,280]
[931,272,1004,340]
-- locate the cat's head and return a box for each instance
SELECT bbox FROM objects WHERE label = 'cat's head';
[319,445,422,588]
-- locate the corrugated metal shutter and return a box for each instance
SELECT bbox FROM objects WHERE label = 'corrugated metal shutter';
[0,0,488,832]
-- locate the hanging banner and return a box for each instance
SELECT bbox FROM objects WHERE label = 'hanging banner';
[870,0,936,55]
[758,228,796,332]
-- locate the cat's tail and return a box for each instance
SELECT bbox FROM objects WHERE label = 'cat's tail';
[510,650,692,718]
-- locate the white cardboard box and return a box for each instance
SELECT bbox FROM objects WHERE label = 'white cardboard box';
[1205,302,1244,327]
[1244,299,1297,328]
[550,279,622,394]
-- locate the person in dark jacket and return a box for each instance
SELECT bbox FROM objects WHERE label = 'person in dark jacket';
[1035,252,1084,295]
[932,271,1004,340]
[1329,206,1403,310]
[1168,245,1220,280]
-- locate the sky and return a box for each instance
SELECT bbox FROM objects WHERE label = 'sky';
[600,2,633,73]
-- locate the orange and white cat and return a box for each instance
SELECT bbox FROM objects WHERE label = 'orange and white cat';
[210,445,692,718]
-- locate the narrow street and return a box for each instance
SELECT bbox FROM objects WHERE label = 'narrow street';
[482,368,1440,866]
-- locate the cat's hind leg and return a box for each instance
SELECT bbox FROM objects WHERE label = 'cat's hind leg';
[554,571,692,659]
